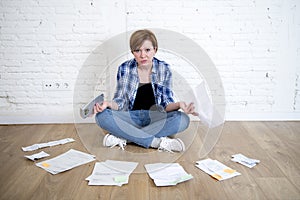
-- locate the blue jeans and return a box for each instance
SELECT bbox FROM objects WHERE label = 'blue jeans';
[95,109,190,148]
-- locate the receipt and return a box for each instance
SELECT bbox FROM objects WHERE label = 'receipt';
[22,138,75,151]
[231,154,260,168]
[24,151,50,161]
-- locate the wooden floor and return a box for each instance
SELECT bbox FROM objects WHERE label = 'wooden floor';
[0,121,299,200]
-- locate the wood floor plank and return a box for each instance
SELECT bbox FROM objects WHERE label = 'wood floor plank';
[0,122,300,200]
[266,122,300,151]
[0,125,52,200]
[208,122,268,200]
[256,177,300,200]
[239,122,291,178]
[242,121,300,193]
[210,122,286,179]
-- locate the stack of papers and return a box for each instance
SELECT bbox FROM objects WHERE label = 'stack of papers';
[231,153,260,168]
[195,158,241,181]
[144,163,193,186]
[36,149,95,174]
[22,138,75,151]
[25,151,50,161]
[86,160,138,186]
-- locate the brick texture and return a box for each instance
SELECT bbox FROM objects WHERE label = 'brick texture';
[0,0,299,123]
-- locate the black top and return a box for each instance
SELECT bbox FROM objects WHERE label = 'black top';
[132,83,156,110]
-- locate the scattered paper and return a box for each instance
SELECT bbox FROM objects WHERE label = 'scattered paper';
[144,163,193,186]
[35,149,95,174]
[22,138,75,152]
[24,151,50,161]
[195,158,241,181]
[86,160,138,186]
[231,154,260,168]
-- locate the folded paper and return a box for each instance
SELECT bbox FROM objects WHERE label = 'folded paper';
[22,138,75,152]
[231,153,260,168]
[24,151,50,161]
[195,158,240,181]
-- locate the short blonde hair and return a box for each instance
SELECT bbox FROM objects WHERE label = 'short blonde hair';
[130,29,158,53]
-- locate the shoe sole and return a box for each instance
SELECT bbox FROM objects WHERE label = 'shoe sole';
[102,134,110,147]
[80,93,104,119]
[176,138,186,152]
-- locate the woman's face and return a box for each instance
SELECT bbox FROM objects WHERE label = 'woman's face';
[132,40,156,68]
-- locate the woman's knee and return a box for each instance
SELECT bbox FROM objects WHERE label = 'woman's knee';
[95,109,111,128]
[179,112,190,131]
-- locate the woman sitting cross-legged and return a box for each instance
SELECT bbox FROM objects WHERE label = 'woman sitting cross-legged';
[94,29,198,152]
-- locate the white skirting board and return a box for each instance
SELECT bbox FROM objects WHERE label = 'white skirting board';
[0,112,299,124]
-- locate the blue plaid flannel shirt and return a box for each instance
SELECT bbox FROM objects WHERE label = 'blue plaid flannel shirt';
[113,57,175,111]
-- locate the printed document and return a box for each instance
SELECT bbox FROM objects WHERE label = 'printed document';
[196,158,241,181]
[36,149,95,174]
[86,160,138,186]
[144,163,193,186]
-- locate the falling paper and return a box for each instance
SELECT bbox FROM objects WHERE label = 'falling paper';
[24,151,50,161]
[144,163,193,186]
[192,82,224,128]
[231,154,260,168]
[22,138,75,152]
[195,158,241,181]
[35,149,95,175]
[86,160,138,186]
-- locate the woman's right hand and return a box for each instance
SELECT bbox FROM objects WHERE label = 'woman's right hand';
[94,101,109,114]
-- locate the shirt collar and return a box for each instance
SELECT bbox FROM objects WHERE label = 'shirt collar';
[131,57,158,74]
[152,57,158,74]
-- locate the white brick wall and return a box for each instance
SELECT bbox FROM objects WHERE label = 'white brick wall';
[0,0,299,124]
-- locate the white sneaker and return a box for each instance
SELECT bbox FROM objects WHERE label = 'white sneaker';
[158,137,185,153]
[103,134,127,150]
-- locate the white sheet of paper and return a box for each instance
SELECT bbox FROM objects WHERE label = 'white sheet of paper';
[35,149,95,175]
[144,163,193,186]
[22,138,75,151]
[86,162,126,186]
[104,160,139,174]
[24,151,50,161]
[196,158,241,181]
[86,160,138,186]
[231,153,260,168]
[192,82,224,128]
